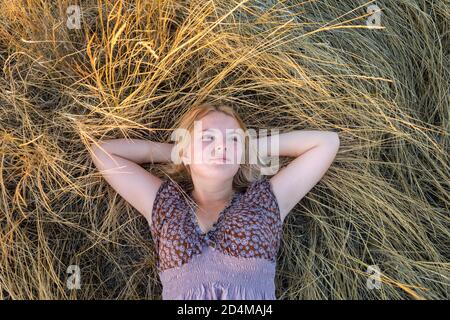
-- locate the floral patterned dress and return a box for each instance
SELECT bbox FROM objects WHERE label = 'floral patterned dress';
[149,175,283,300]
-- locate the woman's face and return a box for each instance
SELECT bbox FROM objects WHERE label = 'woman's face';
[182,111,245,180]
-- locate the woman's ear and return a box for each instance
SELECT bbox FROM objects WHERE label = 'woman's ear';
[180,150,191,165]
[180,139,192,165]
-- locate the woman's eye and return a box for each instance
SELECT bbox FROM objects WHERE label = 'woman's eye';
[231,135,241,143]
[202,135,214,141]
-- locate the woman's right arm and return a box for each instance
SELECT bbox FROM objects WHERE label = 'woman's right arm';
[88,139,174,226]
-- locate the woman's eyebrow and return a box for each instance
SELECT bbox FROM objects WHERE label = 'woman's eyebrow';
[200,128,241,137]
[201,128,236,132]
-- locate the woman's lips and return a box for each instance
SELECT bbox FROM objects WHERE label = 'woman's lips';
[210,157,228,163]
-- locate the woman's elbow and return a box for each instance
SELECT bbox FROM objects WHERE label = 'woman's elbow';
[89,142,110,157]
[320,131,339,146]
[330,131,340,146]
[324,132,340,154]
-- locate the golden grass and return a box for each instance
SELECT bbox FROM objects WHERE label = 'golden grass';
[0,0,448,299]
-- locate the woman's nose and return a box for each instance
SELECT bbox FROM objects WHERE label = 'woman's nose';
[215,143,226,154]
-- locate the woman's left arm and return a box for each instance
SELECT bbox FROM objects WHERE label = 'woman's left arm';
[258,130,340,222]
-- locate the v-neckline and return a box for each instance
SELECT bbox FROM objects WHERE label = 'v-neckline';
[189,191,241,236]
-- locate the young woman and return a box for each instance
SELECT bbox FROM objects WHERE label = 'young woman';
[89,102,340,300]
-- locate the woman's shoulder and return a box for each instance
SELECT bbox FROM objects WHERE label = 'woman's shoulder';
[151,178,188,214]
[150,178,188,230]
[244,175,271,194]
[242,175,280,217]
[154,178,186,200]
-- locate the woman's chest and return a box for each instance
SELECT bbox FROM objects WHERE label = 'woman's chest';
[156,204,282,269]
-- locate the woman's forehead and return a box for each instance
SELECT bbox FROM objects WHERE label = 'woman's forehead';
[193,114,241,132]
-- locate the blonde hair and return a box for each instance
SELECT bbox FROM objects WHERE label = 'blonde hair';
[164,101,263,192]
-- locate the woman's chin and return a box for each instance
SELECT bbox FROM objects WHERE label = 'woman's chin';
[206,162,238,173]
[211,160,227,165]
[209,159,237,166]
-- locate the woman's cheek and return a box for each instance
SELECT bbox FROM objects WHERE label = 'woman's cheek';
[201,144,213,163]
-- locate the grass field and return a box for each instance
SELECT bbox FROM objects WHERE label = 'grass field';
[0,0,448,299]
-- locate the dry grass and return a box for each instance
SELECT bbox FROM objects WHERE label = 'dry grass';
[0,0,448,299]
